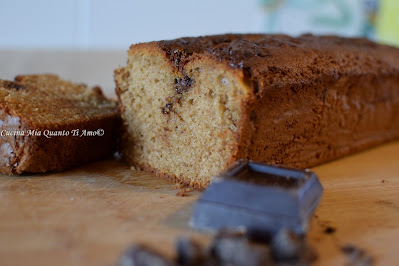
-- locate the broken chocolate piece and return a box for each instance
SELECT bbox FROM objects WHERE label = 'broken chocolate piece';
[176,237,206,266]
[270,228,304,262]
[269,228,317,265]
[341,244,373,266]
[117,244,176,266]
[209,230,272,266]
[190,160,323,236]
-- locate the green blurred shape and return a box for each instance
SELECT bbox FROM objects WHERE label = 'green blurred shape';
[376,0,399,47]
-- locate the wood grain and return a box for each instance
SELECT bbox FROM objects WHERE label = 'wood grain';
[1,142,399,266]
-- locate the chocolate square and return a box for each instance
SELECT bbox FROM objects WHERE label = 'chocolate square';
[190,160,323,235]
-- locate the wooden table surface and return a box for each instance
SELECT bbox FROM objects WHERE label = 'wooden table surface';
[1,142,399,266]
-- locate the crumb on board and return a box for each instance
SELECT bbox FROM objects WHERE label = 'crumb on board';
[174,183,184,189]
[324,226,336,235]
[176,188,194,197]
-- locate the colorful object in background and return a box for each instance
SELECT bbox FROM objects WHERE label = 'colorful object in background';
[362,0,379,39]
[259,0,380,40]
[376,0,399,47]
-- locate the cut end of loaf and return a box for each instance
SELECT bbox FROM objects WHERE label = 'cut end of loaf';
[115,44,251,188]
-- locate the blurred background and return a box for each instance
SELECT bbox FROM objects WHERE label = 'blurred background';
[0,0,398,95]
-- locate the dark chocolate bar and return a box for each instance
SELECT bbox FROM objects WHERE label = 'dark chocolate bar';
[190,160,323,235]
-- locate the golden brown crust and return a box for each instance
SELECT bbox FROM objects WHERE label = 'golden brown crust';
[117,34,399,188]
[0,74,119,174]
[235,74,399,169]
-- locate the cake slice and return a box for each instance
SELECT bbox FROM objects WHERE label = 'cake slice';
[115,34,399,188]
[0,74,119,174]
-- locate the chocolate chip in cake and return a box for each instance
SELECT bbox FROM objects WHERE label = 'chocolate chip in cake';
[174,75,193,94]
[4,81,25,90]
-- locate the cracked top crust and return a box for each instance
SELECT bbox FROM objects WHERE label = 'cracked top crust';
[139,34,399,93]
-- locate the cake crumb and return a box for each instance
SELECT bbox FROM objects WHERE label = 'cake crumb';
[174,183,183,189]
[176,188,194,197]
[324,226,336,235]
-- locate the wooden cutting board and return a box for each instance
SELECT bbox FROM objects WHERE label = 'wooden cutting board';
[1,142,399,266]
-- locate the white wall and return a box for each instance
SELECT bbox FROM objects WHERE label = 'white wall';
[0,0,374,50]
[0,0,263,50]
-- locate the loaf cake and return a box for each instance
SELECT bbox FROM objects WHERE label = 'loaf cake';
[0,74,119,174]
[115,34,399,188]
